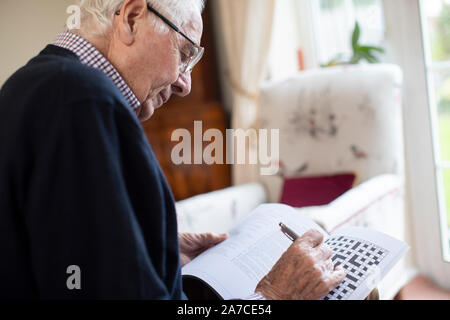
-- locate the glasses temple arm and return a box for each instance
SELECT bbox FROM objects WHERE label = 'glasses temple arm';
[147,4,197,46]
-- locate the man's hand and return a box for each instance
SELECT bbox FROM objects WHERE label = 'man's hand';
[255,229,346,300]
[179,232,228,267]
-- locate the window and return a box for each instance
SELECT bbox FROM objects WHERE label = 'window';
[310,0,386,66]
[266,0,303,81]
[266,0,387,80]
[420,0,450,260]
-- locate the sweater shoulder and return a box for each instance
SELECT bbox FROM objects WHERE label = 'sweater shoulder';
[1,45,128,107]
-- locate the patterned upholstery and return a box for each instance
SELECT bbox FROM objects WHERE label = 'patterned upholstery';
[257,64,404,203]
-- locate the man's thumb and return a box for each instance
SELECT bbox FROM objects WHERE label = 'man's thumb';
[205,233,228,245]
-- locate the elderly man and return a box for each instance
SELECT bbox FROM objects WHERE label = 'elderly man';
[0,0,344,299]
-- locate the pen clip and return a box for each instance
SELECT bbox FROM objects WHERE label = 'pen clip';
[283,231,295,241]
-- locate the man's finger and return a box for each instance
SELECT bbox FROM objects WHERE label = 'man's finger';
[315,258,335,275]
[295,229,324,248]
[211,233,228,245]
[311,243,333,261]
[295,268,323,298]
[324,258,335,272]
[200,232,228,246]
[327,266,346,290]
[306,266,346,300]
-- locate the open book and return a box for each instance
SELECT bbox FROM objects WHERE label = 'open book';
[182,203,409,300]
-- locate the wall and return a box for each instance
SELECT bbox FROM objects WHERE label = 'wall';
[0,0,74,86]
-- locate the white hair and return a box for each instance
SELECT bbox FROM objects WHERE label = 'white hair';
[76,0,205,36]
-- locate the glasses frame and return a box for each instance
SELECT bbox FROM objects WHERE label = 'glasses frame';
[115,4,204,73]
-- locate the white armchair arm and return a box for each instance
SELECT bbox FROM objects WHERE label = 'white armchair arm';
[176,183,267,234]
[301,174,403,237]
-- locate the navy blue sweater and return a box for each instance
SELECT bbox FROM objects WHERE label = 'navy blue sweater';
[0,45,185,299]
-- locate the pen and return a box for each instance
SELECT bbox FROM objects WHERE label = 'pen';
[279,222,299,242]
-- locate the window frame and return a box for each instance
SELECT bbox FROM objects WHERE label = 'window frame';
[419,0,450,262]
[382,0,450,287]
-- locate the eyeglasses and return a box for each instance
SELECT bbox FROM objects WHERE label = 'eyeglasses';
[115,4,204,74]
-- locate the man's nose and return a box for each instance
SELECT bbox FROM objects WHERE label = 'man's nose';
[171,72,192,97]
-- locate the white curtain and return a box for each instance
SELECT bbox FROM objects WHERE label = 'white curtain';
[215,0,276,186]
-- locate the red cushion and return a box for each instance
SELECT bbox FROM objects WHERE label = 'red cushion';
[280,173,356,208]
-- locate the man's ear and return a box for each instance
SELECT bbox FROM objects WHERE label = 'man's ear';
[115,0,148,45]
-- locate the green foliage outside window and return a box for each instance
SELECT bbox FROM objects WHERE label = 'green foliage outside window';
[319,0,345,10]
[432,4,450,115]
[320,0,378,11]
[432,3,450,62]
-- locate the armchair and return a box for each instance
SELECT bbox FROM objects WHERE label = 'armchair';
[256,64,413,299]
[257,64,404,203]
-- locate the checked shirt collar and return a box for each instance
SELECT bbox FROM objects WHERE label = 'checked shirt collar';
[53,32,141,110]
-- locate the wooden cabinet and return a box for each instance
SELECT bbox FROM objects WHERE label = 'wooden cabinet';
[142,3,231,201]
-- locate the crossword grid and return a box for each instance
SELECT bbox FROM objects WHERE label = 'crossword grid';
[321,236,389,300]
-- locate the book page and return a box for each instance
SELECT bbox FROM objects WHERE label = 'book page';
[323,227,409,300]
[182,203,327,300]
